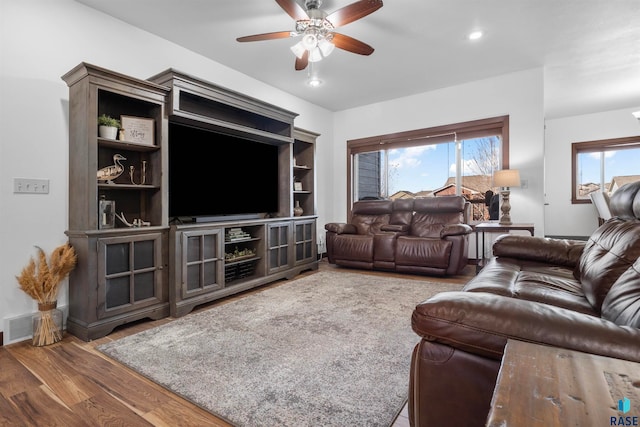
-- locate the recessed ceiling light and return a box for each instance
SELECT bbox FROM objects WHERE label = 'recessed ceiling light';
[468,30,483,40]
[307,77,323,87]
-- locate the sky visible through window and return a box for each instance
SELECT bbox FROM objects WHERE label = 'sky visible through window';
[386,137,499,194]
[577,148,640,188]
[384,141,639,197]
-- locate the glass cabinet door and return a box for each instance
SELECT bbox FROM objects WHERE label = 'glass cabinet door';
[182,229,222,297]
[267,222,291,273]
[97,233,163,319]
[294,219,316,264]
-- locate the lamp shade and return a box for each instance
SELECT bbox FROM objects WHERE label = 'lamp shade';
[493,169,521,188]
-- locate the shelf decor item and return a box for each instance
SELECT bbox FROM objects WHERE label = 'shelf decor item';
[97,114,120,140]
[97,153,127,184]
[294,200,304,216]
[98,196,115,229]
[121,115,155,145]
[16,243,77,346]
[129,160,147,185]
[225,247,257,262]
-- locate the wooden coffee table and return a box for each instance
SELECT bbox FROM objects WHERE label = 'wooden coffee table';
[486,339,640,426]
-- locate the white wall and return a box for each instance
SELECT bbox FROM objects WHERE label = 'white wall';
[331,69,546,235]
[0,0,334,338]
[544,107,640,237]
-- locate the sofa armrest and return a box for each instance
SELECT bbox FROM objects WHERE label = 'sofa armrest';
[380,224,409,233]
[325,223,357,234]
[492,234,585,268]
[440,223,472,238]
[412,291,640,363]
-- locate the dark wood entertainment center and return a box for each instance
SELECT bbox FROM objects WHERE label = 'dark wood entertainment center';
[62,63,318,340]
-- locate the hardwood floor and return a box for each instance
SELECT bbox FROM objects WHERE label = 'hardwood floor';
[0,261,473,427]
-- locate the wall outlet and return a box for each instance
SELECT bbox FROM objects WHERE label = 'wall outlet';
[13,178,49,194]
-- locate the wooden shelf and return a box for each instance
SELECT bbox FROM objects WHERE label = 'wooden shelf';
[64,62,319,337]
[98,137,159,151]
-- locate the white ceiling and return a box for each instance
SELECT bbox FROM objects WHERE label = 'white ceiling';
[75,0,640,118]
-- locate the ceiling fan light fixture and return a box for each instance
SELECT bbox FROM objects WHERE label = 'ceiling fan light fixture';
[318,38,335,57]
[238,0,383,71]
[301,33,318,50]
[308,47,323,62]
[290,41,307,59]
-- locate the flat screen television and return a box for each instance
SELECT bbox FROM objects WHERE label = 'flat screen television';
[168,121,280,221]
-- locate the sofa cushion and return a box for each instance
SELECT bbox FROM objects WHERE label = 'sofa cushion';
[351,213,392,235]
[577,218,640,312]
[412,291,640,363]
[332,234,374,262]
[464,257,596,315]
[350,200,393,235]
[410,197,466,238]
[390,199,414,226]
[601,258,640,328]
[492,234,584,268]
[608,180,640,220]
[396,236,452,268]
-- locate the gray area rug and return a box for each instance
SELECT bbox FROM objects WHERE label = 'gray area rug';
[97,270,462,427]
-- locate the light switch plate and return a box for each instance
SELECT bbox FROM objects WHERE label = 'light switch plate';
[13,178,50,194]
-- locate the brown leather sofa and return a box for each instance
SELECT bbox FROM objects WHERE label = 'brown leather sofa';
[324,196,472,276]
[409,181,640,427]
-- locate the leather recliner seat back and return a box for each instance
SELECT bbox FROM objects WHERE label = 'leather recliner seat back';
[350,200,393,235]
[410,197,466,238]
[602,256,640,327]
[608,181,640,220]
[391,199,414,227]
[577,181,640,312]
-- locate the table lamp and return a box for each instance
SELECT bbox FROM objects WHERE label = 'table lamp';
[493,169,521,225]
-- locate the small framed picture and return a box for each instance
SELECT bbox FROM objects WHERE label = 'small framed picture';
[99,198,115,229]
[294,182,303,191]
[120,115,155,145]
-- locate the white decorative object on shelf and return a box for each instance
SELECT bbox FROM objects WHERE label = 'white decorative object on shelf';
[97,154,126,184]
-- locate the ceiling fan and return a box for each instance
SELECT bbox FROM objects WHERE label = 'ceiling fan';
[236,0,383,71]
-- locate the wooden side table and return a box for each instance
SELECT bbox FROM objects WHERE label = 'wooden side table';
[487,339,640,426]
[474,221,534,272]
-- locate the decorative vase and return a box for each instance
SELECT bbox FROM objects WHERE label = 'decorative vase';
[99,125,118,140]
[293,200,304,217]
[32,301,63,346]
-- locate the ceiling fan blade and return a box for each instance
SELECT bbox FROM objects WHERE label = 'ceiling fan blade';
[332,33,374,55]
[236,31,296,42]
[325,0,383,28]
[295,51,309,71]
[275,0,309,21]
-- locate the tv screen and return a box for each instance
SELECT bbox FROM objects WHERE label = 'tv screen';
[168,122,279,220]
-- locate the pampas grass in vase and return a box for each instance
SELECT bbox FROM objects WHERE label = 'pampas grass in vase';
[16,243,77,346]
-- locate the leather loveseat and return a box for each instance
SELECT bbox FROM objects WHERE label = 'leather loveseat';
[324,196,472,276]
[408,181,640,427]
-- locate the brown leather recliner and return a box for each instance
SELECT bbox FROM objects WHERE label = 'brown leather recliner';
[325,196,472,276]
[409,180,640,427]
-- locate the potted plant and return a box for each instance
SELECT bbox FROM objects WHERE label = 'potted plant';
[16,243,77,346]
[98,114,121,139]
